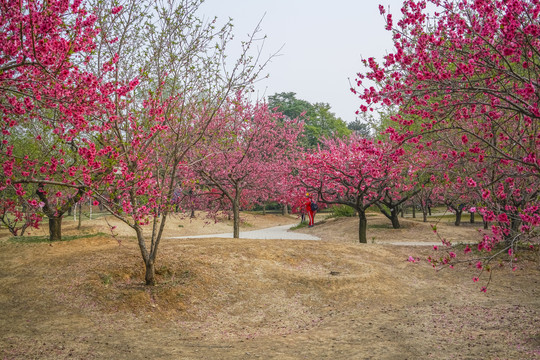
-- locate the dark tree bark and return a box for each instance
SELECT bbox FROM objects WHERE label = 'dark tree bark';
[145,259,156,286]
[358,210,367,244]
[390,208,401,229]
[48,217,62,241]
[36,184,85,241]
[77,202,82,230]
[455,210,463,226]
[376,203,401,229]
[232,198,240,238]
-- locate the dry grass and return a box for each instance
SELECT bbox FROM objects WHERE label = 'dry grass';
[0,211,539,359]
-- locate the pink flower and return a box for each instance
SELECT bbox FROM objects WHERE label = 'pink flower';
[476,261,483,269]
[467,178,477,187]
[112,6,123,14]
[480,287,487,293]
[449,251,456,258]
[472,277,479,282]
[433,245,438,250]
[464,245,472,254]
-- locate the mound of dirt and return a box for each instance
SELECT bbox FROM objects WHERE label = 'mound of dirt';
[0,212,539,359]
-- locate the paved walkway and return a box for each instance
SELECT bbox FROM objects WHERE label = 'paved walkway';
[167,224,446,246]
[167,224,321,241]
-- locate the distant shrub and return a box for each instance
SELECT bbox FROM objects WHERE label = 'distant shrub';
[331,205,355,217]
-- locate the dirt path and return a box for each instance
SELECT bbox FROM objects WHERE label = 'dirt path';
[0,212,539,359]
[167,224,321,240]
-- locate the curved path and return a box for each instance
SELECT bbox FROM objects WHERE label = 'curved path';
[167,224,321,241]
[167,225,443,246]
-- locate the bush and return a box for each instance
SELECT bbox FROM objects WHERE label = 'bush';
[331,205,356,217]
[251,202,282,211]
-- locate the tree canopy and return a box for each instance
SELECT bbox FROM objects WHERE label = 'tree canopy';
[268,92,351,147]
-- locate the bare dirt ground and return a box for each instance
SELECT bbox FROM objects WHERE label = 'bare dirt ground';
[0,211,539,359]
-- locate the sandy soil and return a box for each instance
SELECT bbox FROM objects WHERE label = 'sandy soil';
[0,211,539,359]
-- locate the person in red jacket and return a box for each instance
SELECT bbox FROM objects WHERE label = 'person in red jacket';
[304,193,315,227]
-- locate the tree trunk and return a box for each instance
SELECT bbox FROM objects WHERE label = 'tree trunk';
[412,205,416,219]
[423,210,428,222]
[400,206,404,218]
[77,202,82,230]
[262,203,266,215]
[455,210,463,226]
[511,215,521,233]
[233,199,240,238]
[358,210,367,244]
[49,216,62,241]
[483,216,489,230]
[145,260,156,286]
[470,212,475,223]
[390,208,401,229]
[282,203,288,215]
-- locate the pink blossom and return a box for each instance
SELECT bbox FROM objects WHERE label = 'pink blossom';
[498,213,509,223]
[467,178,477,187]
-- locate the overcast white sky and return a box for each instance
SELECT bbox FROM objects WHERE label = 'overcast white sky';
[198,0,407,123]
